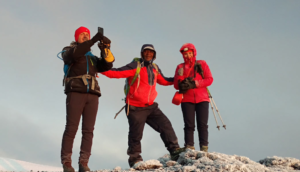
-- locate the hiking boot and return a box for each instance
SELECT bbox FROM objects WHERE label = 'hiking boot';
[129,160,142,168]
[63,162,75,172]
[200,145,208,152]
[79,162,90,172]
[170,147,186,161]
[185,145,195,150]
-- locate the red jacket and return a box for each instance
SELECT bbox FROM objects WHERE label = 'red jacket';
[174,43,213,103]
[101,59,173,107]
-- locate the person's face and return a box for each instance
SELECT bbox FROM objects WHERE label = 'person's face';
[143,49,154,61]
[183,51,194,59]
[77,32,90,43]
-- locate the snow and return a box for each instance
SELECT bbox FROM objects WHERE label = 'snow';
[0,157,62,172]
[94,149,300,172]
[1,149,300,171]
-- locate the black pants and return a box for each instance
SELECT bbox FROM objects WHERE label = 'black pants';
[125,102,179,167]
[61,92,99,164]
[181,101,209,147]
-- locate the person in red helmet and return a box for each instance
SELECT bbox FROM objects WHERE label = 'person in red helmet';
[60,26,114,172]
[173,43,213,152]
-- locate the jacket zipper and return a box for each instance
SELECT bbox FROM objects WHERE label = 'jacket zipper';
[86,56,89,92]
[192,67,196,103]
[148,86,152,104]
[148,65,154,104]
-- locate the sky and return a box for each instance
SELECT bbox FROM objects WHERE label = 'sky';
[0,0,299,170]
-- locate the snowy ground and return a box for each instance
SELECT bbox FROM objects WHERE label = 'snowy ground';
[93,149,300,172]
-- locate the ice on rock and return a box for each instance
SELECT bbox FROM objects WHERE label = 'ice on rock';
[133,160,163,170]
[165,160,177,167]
[113,166,122,171]
[94,149,300,171]
[259,156,300,171]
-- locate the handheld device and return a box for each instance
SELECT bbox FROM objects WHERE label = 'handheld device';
[98,27,104,35]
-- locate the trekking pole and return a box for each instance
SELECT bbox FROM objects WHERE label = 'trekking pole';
[209,96,220,130]
[207,88,226,130]
[114,105,125,119]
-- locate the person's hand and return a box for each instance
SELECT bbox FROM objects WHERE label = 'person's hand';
[98,36,111,50]
[178,80,189,93]
[102,36,111,44]
[91,32,104,43]
[185,77,196,89]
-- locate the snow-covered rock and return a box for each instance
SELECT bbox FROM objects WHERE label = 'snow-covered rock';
[132,160,163,170]
[94,149,300,171]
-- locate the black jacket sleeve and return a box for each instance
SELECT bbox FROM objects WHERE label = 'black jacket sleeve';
[97,57,113,72]
[157,64,174,82]
[62,40,95,64]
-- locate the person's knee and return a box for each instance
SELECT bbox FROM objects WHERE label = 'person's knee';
[64,125,79,136]
[184,123,196,131]
[197,124,208,130]
[82,124,95,133]
[82,127,94,134]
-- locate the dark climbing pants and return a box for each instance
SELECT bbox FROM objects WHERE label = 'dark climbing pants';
[181,101,209,147]
[125,102,179,167]
[61,92,99,164]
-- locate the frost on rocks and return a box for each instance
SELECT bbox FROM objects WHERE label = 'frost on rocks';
[113,166,122,172]
[156,149,300,172]
[93,149,300,172]
[132,160,163,170]
[259,156,300,171]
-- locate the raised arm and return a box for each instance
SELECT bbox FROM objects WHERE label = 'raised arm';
[62,40,95,64]
[101,61,137,79]
[156,64,174,86]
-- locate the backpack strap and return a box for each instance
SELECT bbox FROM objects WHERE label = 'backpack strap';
[195,61,204,78]
[125,61,141,96]
[152,63,160,75]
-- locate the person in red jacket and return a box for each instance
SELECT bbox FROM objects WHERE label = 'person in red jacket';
[101,44,184,167]
[173,43,213,152]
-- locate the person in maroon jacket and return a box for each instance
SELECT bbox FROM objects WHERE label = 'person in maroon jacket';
[60,26,114,172]
[174,43,213,152]
[101,44,184,167]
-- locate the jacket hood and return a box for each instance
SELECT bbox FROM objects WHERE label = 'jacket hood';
[141,44,156,62]
[180,43,197,64]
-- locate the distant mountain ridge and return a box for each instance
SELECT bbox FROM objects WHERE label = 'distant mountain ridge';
[0,157,62,172]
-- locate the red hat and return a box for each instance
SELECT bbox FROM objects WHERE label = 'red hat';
[74,26,90,42]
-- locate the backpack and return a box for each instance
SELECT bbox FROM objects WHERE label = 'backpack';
[115,57,159,119]
[123,57,159,97]
[57,50,98,86]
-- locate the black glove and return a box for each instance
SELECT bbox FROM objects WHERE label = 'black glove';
[102,36,111,44]
[91,32,104,43]
[98,36,111,50]
[178,80,189,94]
[185,77,196,89]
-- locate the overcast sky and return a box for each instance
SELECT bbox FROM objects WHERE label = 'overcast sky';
[0,0,299,170]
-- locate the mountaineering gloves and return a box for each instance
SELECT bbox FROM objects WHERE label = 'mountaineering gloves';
[179,81,189,93]
[185,77,196,89]
[178,77,196,93]
[91,32,104,43]
[97,36,114,62]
